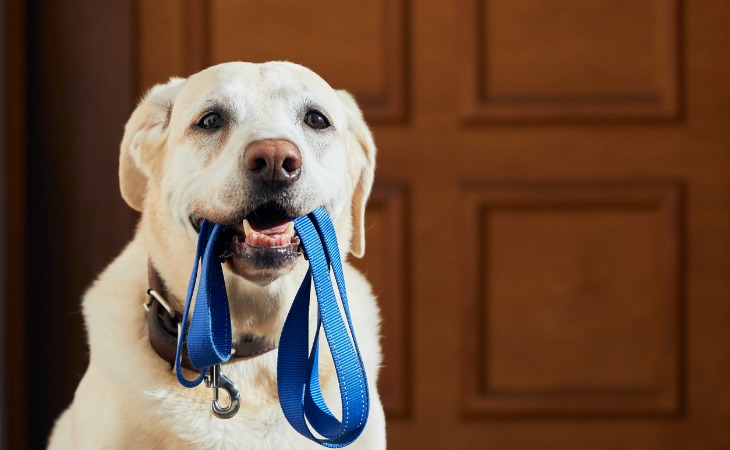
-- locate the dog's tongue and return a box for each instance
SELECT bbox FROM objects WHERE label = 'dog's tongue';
[243,218,295,248]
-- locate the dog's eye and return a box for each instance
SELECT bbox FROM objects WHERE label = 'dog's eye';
[304,110,330,130]
[198,112,223,129]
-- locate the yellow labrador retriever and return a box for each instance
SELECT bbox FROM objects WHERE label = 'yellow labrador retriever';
[48,61,385,449]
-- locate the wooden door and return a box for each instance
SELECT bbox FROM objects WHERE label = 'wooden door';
[136,0,730,448]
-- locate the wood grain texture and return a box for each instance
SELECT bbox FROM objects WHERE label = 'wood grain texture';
[210,0,407,121]
[461,0,680,121]
[135,0,189,94]
[137,0,407,121]
[350,182,411,417]
[461,183,683,415]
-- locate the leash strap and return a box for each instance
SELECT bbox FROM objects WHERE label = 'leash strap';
[278,208,370,447]
[175,220,232,387]
[174,208,370,446]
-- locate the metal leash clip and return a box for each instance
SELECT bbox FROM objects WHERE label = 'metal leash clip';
[205,364,241,419]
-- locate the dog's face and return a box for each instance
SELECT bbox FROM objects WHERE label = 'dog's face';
[120,62,375,286]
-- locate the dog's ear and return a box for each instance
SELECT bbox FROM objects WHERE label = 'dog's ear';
[119,77,185,211]
[337,90,377,258]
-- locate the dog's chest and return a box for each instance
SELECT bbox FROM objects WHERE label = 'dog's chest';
[144,360,342,449]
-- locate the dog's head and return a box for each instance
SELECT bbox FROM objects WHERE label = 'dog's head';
[120,62,375,287]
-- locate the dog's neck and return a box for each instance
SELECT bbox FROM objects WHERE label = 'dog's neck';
[146,260,278,370]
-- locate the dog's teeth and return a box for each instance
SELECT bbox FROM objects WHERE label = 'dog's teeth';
[243,219,253,237]
[284,221,295,237]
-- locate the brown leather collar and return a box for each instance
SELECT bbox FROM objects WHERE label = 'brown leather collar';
[146,261,277,371]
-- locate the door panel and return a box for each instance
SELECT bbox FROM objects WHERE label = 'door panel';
[137,0,406,121]
[462,0,679,120]
[136,0,730,448]
[462,183,682,416]
[351,183,410,417]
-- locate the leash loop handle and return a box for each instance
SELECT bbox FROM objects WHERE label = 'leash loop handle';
[174,208,370,445]
[175,220,232,388]
[278,207,370,448]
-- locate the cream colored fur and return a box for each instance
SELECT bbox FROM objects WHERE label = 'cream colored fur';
[48,62,385,449]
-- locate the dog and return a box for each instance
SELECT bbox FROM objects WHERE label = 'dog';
[48,61,386,449]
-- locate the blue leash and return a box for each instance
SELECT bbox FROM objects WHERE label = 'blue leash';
[175,207,370,447]
[174,220,231,388]
[279,208,370,447]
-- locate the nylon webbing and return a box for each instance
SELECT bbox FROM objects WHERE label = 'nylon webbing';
[278,208,370,447]
[175,220,232,387]
[174,207,369,447]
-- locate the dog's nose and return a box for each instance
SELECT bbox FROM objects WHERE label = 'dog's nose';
[244,139,302,186]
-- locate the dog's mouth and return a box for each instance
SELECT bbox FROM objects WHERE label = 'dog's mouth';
[191,202,302,283]
[222,202,302,259]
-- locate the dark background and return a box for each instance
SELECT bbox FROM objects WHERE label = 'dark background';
[3,1,138,448]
